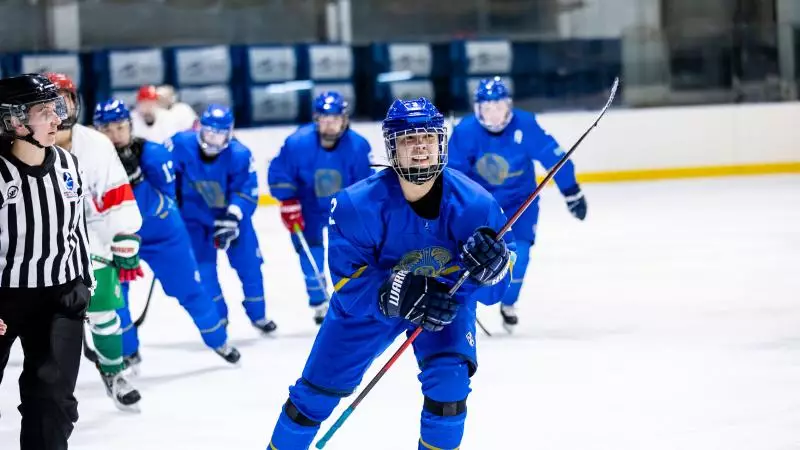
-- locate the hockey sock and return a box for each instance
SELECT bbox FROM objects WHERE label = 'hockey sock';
[179,292,228,349]
[116,291,140,358]
[88,311,124,374]
[419,356,470,449]
[501,240,531,306]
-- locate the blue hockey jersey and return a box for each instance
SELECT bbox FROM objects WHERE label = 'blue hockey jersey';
[167,131,259,225]
[127,139,184,240]
[267,123,372,216]
[448,109,578,209]
[328,168,515,321]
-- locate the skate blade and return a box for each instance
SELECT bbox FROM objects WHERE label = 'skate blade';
[113,401,141,414]
[502,322,517,334]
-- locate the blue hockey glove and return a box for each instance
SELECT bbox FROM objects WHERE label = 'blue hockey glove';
[213,205,242,250]
[562,184,587,220]
[378,271,458,332]
[460,226,510,286]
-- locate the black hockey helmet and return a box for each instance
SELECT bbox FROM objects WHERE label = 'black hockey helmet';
[0,74,68,147]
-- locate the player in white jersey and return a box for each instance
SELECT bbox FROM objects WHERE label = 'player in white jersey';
[156,84,199,132]
[131,85,177,143]
[46,73,144,411]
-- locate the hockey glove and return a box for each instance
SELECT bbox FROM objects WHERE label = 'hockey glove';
[116,141,144,186]
[111,234,145,282]
[214,205,242,250]
[378,271,458,332]
[460,226,510,286]
[561,184,587,220]
[279,199,305,232]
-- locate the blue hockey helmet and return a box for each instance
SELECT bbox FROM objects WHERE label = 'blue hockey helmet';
[197,104,234,157]
[313,91,349,147]
[93,99,134,149]
[93,99,131,127]
[382,97,447,185]
[474,76,513,133]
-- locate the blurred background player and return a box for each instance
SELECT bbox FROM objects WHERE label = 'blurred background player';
[448,76,588,333]
[267,91,372,324]
[45,72,143,410]
[131,84,177,143]
[169,104,277,334]
[156,84,199,132]
[268,98,514,450]
[94,99,240,367]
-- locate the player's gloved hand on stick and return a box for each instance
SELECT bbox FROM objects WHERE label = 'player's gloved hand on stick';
[561,184,587,220]
[279,198,305,232]
[378,270,458,332]
[117,144,144,185]
[111,234,145,282]
[214,205,242,250]
[460,226,510,286]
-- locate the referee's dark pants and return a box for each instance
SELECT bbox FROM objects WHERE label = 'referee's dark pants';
[0,278,90,450]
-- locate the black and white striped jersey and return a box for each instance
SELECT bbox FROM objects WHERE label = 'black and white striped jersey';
[0,144,94,289]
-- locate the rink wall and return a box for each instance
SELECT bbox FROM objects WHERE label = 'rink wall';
[234,102,800,206]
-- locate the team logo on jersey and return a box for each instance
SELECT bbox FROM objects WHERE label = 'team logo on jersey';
[514,129,523,144]
[61,171,79,199]
[474,153,524,186]
[393,246,455,277]
[314,169,343,198]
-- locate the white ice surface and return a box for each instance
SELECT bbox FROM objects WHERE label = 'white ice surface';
[1,175,799,450]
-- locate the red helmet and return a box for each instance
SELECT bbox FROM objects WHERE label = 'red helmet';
[43,72,80,130]
[137,85,158,102]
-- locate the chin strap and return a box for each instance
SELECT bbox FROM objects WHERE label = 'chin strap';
[19,125,47,149]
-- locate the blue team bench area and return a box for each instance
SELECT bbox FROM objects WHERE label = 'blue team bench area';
[0,39,621,128]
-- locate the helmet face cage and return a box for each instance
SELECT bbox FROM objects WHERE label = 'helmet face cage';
[197,125,232,157]
[384,126,448,185]
[475,98,513,133]
[1,96,68,134]
[315,113,348,143]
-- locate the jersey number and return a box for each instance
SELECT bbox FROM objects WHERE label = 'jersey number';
[328,198,338,226]
[162,161,176,183]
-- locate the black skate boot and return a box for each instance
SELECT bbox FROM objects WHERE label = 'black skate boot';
[123,351,142,377]
[312,302,328,325]
[100,371,142,412]
[252,318,277,335]
[500,305,518,334]
[215,343,241,364]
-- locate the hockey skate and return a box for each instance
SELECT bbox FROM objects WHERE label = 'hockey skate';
[100,371,141,412]
[123,351,142,378]
[312,302,329,325]
[500,305,518,334]
[214,343,241,364]
[252,318,277,335]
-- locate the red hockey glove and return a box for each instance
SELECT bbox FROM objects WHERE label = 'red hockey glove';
[111,234,145,282]
[280,199,305,232]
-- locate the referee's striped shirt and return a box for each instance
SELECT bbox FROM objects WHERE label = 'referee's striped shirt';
[0,144,94,289]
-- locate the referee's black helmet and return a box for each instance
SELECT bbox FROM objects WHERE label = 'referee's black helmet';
[0,74,68,146]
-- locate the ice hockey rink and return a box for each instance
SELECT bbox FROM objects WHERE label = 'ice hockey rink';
[1,174,799,450]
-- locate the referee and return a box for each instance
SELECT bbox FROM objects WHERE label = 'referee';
[0,74,94,449]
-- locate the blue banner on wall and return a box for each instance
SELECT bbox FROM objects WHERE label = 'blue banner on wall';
[20,53,81,85]
[175,46,232,86]
[464,41,513,75]
[308,45,353,81]
[386,43,432,78]
[108,48,165,89]
[247,46,297,83]
[249,86,301,123]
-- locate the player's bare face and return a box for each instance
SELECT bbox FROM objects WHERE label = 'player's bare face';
[22,102,63,147]
[98,121,132,149]
[478,100,511,129]
[395,132,439,169]
[317,115,345,137]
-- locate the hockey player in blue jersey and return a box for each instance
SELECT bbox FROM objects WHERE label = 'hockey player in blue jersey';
[93,100,241,366]
[267,98,515,450]
[448,76,588,332]
[268,91,372,325]
[168,105,277,334]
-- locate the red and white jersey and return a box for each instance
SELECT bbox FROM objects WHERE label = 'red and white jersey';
[131,107,178,144]
[70,124,142,262]
[169,102,199,133]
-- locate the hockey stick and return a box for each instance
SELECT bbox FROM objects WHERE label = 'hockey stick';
[476,317,492,337]
[82,276,158,364]
[315,77,619,448]
[294,224,331,303]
